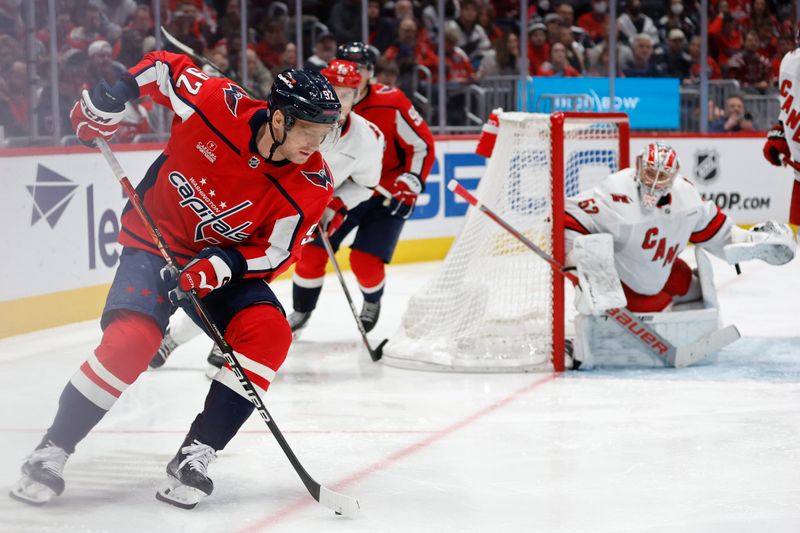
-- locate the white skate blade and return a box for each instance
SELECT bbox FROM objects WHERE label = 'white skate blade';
[319,486,360,517]
[155,476,208,510]
[9,475,57,506]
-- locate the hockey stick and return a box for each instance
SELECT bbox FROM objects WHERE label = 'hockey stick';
[447,179,724,368]
[95,139,359,516]
[160,26,255,96]
[316,228,387,361]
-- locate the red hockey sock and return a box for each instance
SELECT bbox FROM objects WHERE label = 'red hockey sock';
[663,258,693,298]
[294,244,329,281]
[350,249,385,291]
[73,311,162,409]
[219,304,292,394]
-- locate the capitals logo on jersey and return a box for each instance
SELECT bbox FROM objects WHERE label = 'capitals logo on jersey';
[223,83,247,117]
[302,166,333,190]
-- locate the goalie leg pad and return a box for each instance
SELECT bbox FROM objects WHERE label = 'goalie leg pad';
[570,233,626,315]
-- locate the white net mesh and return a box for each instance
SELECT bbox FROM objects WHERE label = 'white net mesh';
[382,112,625,372]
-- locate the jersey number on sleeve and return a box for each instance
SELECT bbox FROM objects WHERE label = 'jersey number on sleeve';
[177,67,209,95]
[578,198,599,214]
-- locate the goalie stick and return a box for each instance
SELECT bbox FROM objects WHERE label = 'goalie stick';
[95,139,359,517]
[317,229,388,361]
[447,179,733,368]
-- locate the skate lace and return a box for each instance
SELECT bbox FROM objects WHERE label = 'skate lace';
[30,442,69,476]
[361,302,380,320]
[178,441,216,475]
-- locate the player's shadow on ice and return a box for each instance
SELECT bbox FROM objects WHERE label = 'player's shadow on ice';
[572,336,800,382]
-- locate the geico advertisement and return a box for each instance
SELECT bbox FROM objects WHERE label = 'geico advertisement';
[0,136,791,302]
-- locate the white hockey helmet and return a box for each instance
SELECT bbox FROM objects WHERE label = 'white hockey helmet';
[635,142,680,208]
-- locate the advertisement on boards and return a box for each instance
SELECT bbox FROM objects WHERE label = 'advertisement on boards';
[527,77,681,129]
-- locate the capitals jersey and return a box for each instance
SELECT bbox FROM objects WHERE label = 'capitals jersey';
[119,51,333,282]
[565,169,732,295]
[322,111,384,209]
[353,83,435,190]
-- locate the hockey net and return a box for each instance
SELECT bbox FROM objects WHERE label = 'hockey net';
[381,112,630,372]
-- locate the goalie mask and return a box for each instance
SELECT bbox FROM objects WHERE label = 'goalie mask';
[635,142,680,209]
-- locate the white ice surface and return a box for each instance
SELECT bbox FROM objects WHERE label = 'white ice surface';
[1,251,799,533]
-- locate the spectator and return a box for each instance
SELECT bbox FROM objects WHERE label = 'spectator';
[35,11,75,53]
[0,74,24,138]
[126,4,154,38]
[97,0,138,29]
[709,94,755,132]
[557,1,592,49]
[115,97,153,143]
[271,42,297,78]
[367,0,396,53]
[544,13,563,45]
[478,3,505,44]
[0,0,21,37]
[537,42,581,77]
[383,17,438,93]
[577,0,609,44]
[443,26,475,83]
[327,0,363,44]
[585,41,614,76]
[164,1,206,57]
[658,0,697,43]
[0,33,20,75]
[67,4,106,51]
[254,19,287,70]
[709,12,742,66]
[394,0,415,21]
[245,49,273,101]
[771,33,794,81]
[527,19,550,75]
[202,48,229,78]
[617,0,658,47]
[36,49,88,137]
[755,19,778,60]
[117,28,145,67]
[303,32,337,72]
[662,29,691,79]
[727,29,772,92]
[3,61,30,135]
[559,23,584,74]
[741,0,778,36]
[445,0,491,63]
[622,33,667,77]
[685,35,722,84]
[374,57,400,86]
[87,40,126,85]
[477,30,521,78]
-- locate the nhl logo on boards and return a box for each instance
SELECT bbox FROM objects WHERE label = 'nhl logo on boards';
[693,149,720,184]
[248,156,260,168]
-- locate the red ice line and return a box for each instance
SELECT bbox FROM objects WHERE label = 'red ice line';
[234,374,559,533]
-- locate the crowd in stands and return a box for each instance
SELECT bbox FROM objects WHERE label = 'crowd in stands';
[0,0,796,141]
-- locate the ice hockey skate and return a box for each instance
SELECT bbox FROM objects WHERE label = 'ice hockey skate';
[9,441,70,506]
[205,344,226,379]
[287,310,313,338]
[156,440,217,510]
[150,329,178,368]
[359,301,381,332]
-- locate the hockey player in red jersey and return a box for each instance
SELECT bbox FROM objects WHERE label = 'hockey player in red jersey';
[10,51,341,508]
[289,42,436,335]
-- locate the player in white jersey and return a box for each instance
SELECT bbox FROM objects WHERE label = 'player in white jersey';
[763,38,800,225]
[150,60,385,371]
[566,142,795,367]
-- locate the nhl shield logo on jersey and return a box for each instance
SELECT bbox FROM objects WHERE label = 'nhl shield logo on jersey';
[693,149,720,184]
[223,83,247,117]
[302,167,333,190]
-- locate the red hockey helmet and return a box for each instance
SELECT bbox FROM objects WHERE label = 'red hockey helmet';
[635,142,680,208]
[320,60,363,89]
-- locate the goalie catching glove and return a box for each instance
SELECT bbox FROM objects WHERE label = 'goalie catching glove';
[724,220,796,266]
[567,233,627,315]
[162,247,246,302]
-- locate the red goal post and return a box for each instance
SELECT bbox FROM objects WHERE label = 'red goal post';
[382,111,631,373]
